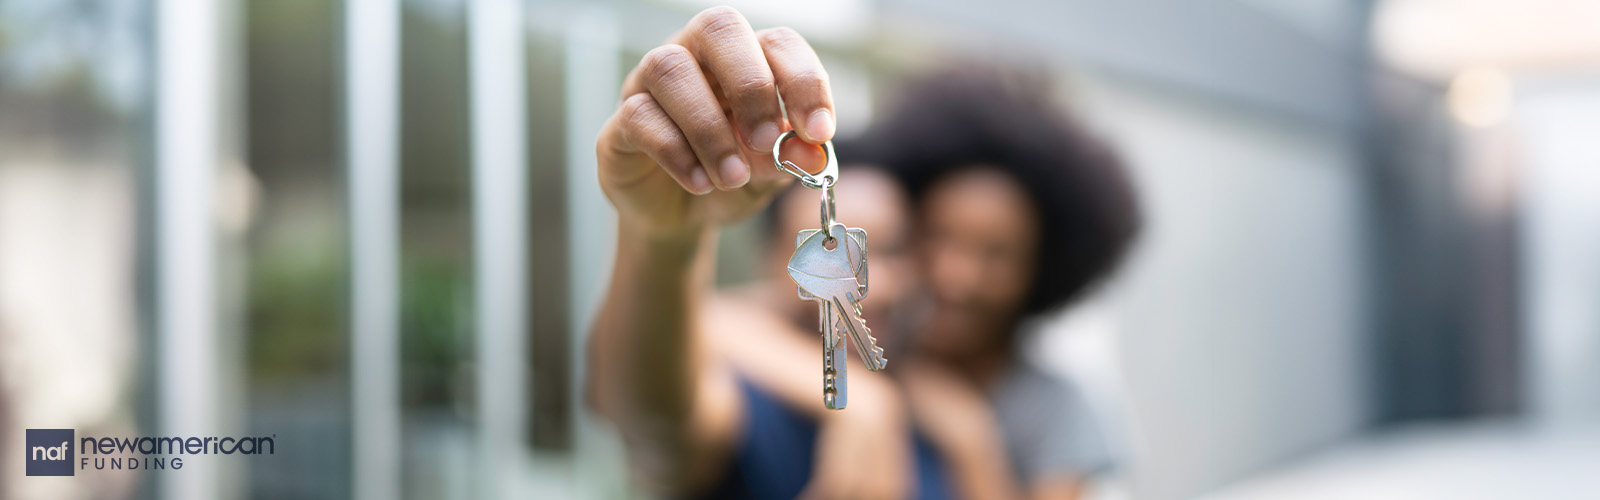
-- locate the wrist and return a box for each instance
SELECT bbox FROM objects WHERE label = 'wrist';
[617,218,712,262]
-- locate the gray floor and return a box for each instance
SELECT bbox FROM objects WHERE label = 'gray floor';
[1201,418,1600,500]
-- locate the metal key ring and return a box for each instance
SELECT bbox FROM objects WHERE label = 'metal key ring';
[773,130,838,190]
[820,183,837,243]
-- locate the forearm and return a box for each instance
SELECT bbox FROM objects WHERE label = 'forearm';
[947,438,1024,500]
[1028,477,1086,500]
[706,292,900,420]
[587,223,716,459]
[906,363,1025,500]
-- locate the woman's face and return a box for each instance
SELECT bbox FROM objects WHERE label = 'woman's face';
[914,167,1039,359]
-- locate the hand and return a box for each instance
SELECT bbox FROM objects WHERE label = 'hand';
[902,362,992,453]
[597,6,835,239]
[799,375,913,500]
[902,361,1024,500]
[702,292,914,500]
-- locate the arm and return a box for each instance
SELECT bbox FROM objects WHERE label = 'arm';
[583,6,837,493]
[903,361,1026,500]
[1029,477,1087,500]
[588,228,734,491]
[704,291,902,422]
[917,381,1093,500]
[704,293,912,500]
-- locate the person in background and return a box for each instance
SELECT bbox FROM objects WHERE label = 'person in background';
[717,72,1144,500]
[843,72,1142,499]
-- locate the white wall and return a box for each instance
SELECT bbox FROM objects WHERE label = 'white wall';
[1043,70,1371,499]
[1515,75,1600,426]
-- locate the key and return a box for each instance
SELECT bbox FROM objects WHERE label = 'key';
[797,228,865,410]
[792,226,854,408]
[771,130,886,410]
[790,223,888,372]
[796,227,867,301]
[820,298,846,409]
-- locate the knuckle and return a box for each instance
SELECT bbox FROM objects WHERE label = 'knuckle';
[759,26,803,48]
[684,107,732,140]
[639,44,696,83]
[616,94,672,151]
[639,127,680,159]
[694,6,748,36]
[784,69,830,94]
[728,74,777,105]
[617,93,657,128]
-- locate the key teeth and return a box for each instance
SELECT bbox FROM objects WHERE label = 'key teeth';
[859,342,888,371]
[836,303,888,372]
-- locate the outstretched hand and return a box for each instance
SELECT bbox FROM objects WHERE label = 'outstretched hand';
[597,6,834,240]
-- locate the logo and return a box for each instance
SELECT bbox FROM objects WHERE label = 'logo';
[24,428,277,476]
[26,429,74,476]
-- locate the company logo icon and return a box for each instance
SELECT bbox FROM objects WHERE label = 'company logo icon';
[26,429,75,476]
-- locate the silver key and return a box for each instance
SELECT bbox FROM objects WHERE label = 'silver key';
[797,227,867,301]
[790,224,888,373]
[796,228,865,410]
[820,299,846,409]
[772,129,887,410]
[791,225,854,409]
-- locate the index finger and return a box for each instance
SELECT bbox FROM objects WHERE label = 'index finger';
[756,27,835,145]
[677,7,783,153]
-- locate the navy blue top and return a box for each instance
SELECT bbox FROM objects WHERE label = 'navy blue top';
[696,378,954,500]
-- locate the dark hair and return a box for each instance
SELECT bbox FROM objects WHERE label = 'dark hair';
[836,69,1141,316]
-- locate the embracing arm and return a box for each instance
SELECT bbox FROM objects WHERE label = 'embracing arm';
[903,361,1026,500]
[705,292,912,500]
[1029,477,1087,500]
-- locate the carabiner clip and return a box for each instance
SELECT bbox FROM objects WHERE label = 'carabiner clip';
[772,130,838,190]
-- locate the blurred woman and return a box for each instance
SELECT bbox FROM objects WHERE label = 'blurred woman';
[692,73,1144,500]
[840,72,1143,500]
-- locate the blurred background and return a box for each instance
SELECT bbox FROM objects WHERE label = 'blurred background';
[2,0,1599,498]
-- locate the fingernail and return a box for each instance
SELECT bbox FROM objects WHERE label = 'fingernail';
[751,122,781,152]
[805,109,834,142]
[688,168,713,195]
[719,155,750,188]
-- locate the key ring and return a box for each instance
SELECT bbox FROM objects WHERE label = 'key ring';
[819,183,837,246]
[773,130,838,190]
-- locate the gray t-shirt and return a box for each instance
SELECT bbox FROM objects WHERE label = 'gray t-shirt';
[988,361,1116,483]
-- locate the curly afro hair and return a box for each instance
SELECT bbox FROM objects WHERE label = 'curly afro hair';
[835,69,1141,316]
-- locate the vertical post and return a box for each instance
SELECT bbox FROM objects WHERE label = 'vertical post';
[346,0,401,499]
[564,6,622,497]
[155,0,221,499]
[470,0,529,497]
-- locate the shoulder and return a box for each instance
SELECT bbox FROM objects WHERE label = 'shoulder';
[990,360,1116,479]
[991,360,1092,419]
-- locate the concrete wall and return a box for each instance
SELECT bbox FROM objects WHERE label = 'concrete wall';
[1043,71,1371,499]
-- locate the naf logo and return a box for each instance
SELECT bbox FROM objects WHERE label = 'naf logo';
[26,429,75,476]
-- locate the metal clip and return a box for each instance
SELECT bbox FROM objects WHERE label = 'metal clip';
[772,129,838,190]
